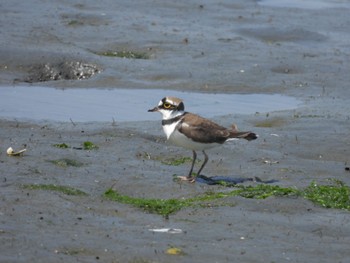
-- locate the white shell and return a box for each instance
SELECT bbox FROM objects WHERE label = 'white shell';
[149,228,183,234]
[7,147,26,156]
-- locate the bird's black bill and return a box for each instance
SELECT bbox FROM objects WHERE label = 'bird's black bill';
[148,107,158,112]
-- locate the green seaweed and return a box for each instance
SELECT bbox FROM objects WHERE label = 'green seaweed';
[48,158,84,167]
[22,184,87,196]
[104,185,297,217]
[161,157,193,166]
[104,189,188,216]
[105,181,350,217]
[96,50,149,59]
[254,118,286,128]
[83,141,99,150]
[137,152,195,166]
[67,20,83,26]
[303,180,350,210]
[53,143,70,149]
[234,184,299,199]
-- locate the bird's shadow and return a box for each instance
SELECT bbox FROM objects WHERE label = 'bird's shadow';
[196,175,278,186]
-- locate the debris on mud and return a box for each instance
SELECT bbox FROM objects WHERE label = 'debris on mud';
[6,147,26,156]
[25,61,100,82]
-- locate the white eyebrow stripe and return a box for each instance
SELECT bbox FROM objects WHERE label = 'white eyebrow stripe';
[159,98,176,106]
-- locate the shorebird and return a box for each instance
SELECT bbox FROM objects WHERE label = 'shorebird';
[148,96,257,182]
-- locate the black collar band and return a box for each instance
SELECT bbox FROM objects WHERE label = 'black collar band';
[162,113,186,126]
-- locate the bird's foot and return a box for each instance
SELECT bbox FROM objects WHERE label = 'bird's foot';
[175,175,196,183]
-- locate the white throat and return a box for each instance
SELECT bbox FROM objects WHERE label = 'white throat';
[159,109,184,120]
[159,109,184,140]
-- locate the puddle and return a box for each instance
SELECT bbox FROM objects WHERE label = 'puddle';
[0,86,300,122]
[258,0,350,9]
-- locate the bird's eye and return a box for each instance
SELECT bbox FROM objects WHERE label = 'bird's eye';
[163,103,171,109]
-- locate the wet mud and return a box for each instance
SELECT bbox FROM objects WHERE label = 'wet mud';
[1,0,350,262]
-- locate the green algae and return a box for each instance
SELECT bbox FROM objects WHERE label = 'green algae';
[161,156,193,166]
[52,142,98,150]
[254,117,286,128]
[303,180,350,210]
[22,184,87,196]
[48,158,84,167]
[104,189,188,216]
[96,50,149,59]
[83,141,99,150]
[53,143,70,149]
[104,184,297,217]
[105,181,350,217]
[137,152,195,166]
[234,184,299,199]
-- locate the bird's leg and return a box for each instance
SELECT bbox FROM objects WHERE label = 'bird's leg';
[188,150,197,177]
[176,150,197,182]
[196,150,208,176]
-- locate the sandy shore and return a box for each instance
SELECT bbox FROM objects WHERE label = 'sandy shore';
[1,0,350,262]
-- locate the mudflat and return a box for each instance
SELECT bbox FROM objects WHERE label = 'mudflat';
[1,1,350,262]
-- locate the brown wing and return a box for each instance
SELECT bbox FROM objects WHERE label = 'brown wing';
[178,113,231,144]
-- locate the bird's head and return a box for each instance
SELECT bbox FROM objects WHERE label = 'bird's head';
[148,97,185,119]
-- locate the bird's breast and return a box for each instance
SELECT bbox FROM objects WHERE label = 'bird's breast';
[167,127,220,151]
[162,120,180,140]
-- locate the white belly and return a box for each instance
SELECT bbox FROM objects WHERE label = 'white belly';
[167,127,220,151]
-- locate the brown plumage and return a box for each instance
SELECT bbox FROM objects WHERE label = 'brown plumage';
[178,112,257,144]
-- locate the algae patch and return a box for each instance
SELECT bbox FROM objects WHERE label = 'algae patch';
[52,141,98,150]
[137,152,194,166]
[83,141,99,150]
[303,180,350,210]
[234,184,298,199]
[254,117,286,128]
[95,50,149,59]
[22,184,87,196]
[53,143,70,149]
[104,184,298,217]
[105,182,350,217]
[48,158,84,167]
[161,157,193,166]
[104,189,188,217]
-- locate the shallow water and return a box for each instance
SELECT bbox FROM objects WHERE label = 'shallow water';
[0,86,300,122]
[258,0,349,9]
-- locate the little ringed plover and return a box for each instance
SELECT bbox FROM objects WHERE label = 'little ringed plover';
[148,96,257,182]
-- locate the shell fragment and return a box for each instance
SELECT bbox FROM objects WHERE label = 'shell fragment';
[6,147,26,156]
[149,228,183,234]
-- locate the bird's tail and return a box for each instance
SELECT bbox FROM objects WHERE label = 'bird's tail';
[229,124,257,141]
[229,131,258,141]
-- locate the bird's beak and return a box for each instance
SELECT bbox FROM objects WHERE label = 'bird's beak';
[148,106,159,112]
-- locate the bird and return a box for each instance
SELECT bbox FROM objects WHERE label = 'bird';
[148,96,257,182]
